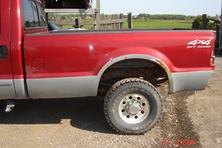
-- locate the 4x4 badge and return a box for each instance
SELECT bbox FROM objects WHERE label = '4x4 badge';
[187,39,212,48]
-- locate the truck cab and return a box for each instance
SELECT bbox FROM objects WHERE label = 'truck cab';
[0,0,48,100]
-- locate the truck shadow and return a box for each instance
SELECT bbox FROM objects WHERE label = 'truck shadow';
[0,90,198,137]
[0,98,114,134]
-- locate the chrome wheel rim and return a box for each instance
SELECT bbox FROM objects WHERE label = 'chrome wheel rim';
[118,93,150,124]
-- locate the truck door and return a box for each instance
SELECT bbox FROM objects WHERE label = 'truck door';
[0,0,16,99]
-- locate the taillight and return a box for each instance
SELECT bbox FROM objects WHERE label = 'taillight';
[211,48,215,66]
[211,33,216,66]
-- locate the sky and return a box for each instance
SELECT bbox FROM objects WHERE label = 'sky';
[95,0,221,16]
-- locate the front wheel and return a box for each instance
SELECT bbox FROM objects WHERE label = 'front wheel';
[104,78,162,134]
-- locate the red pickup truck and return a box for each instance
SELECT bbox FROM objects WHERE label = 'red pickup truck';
[0,0,215,134]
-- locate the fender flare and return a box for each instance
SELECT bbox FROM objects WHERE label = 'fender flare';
[97,54,174,93]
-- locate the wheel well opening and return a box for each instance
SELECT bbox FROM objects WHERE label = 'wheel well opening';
[98,59,169,96]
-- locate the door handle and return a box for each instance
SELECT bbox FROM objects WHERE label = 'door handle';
[0,46,8,58]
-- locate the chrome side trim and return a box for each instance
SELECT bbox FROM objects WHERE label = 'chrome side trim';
[0,79,16,99]
[27,76,99,99]
[171,71,213,93]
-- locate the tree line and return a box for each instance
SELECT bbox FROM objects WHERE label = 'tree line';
[135,13,220,21]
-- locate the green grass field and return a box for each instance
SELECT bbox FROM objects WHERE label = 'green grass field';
[61,19,192,30]
[124,19,192,29]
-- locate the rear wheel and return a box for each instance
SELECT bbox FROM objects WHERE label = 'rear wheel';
[104,78,162,134]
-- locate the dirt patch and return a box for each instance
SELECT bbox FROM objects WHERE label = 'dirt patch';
[155,85,201,148]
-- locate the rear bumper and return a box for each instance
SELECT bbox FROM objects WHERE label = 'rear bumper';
[170,70,214,93]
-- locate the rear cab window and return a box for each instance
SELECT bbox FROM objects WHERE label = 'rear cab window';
[22,0,48,33]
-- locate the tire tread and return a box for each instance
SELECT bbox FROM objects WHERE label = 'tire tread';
[104,78,162,135]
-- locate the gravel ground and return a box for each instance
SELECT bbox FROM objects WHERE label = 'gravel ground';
[0,58,221,148]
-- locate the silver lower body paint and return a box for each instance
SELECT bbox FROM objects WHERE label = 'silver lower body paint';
[0,71,213,100]
[26,76,99,99]
[171,71,214,93]
[26,71,213,99]
[0,79,16,99]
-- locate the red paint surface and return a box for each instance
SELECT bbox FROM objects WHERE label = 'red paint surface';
[24,31,215,79]
[0,0,215,80]
[0,0,13,79]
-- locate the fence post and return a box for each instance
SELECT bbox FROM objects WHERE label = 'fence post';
[120,14,124,29]
[95,0,101,30]
[74,18,80,28]
[202,14,208,29]
[46,13,49,22]
[127,12,132,29]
